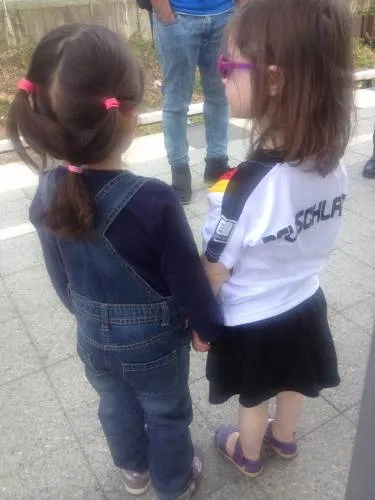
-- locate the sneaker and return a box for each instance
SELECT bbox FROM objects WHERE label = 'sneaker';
[122,470,151,496]
[363,158,375,179]
[204,157,230,184]
[172,167,192,204]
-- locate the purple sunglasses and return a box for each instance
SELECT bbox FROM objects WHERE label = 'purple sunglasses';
[218,54,255,78]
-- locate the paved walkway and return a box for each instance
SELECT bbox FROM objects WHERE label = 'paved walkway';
[0,92,374,499]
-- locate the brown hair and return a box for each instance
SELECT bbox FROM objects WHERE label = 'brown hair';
[228,0,354,174]
[7,24,144,237]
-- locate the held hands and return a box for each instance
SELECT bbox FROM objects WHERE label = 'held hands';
[192,332,211,353]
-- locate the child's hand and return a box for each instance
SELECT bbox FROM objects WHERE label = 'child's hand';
[192,332,211,352]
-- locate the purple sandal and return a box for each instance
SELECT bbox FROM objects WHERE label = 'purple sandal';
[264,421,298,460]
[215,425,264,478]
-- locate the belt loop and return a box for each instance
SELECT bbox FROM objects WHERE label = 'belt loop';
[101,304,109,333]
[161,302,169,327]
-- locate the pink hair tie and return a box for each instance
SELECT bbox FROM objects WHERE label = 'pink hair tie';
[67,165,85,174]
[17,78,35,95]
[104,97,120,110]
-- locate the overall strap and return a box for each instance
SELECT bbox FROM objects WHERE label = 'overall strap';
[95,171,148,234]
[39,169,56,209]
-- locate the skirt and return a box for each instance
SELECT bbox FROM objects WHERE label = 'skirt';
[207,288,340,408]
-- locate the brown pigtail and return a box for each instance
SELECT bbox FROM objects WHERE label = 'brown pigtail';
[45,172,94,238]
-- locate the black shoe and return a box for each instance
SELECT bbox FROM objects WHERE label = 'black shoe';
[204,157,230,184]
[172,167,192,204]
[363,158,375,179]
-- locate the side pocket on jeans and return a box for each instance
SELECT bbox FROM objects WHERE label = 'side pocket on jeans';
[122,351,179,395]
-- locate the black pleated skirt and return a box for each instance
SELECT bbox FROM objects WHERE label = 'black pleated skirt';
[207,288,340,408]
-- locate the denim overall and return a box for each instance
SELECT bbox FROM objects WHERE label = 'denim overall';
[41,171,194,499]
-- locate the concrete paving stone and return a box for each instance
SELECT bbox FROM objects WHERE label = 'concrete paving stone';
[187,148,206,168]
[346,162,375,186]
[47,355,101,437]
[323,314,372,411]
[0,371,75,471]
[347,140,373,163]
[0,317,41,385]
[320,249,375,312]
[345,188,375,224]
[355,107,375,120]
[0,473,30,500]
[3,265,61,316]
[107,488,153,500]
[351,116,374,137]
[22,184,37,199]
[188,188,210,218]
[343,149,368,169]
[0,232,43,277]
[21,305,76,366]
[340,207,375,241]
[191,377,238,430]
[256,416,355,500]
[338,208,375,268]
[227,138,249,162]
[342,295,375,332]
[207,481,270,500]
[343,404,360,427]
[18,442,104,500]
[0,195,30,230]
[339,232,375,269]
[0,278,18,324]
[78,428,135,497]
[189,216,205,252]
[345,177,375,201]
[128,157,170,178]
[191,377,338,440]
[190,350,207,383]
[187,123,245,150]
[0,188,28,204]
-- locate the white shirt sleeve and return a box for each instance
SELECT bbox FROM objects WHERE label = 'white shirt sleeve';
[202,172,280,269]
[202,191,249,270]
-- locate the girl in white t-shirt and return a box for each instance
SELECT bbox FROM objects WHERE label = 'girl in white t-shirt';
[192,0,353,477]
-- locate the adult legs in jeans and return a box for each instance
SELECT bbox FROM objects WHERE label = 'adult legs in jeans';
[154,13,231,200]
[363,126,375,178]
[154,15,197,170]
[199,13,230,182]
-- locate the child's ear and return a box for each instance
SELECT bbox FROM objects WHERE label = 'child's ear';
[267,65,284,97]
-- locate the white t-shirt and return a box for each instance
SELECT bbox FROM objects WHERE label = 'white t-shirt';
[202,154,348,326]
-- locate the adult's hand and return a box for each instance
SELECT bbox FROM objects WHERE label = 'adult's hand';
[151,0,176,23]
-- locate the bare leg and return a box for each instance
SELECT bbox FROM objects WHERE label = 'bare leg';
[272,391,304,443]
[226,402,269,461]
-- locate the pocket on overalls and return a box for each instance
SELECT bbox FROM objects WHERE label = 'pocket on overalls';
[122,350,179,395]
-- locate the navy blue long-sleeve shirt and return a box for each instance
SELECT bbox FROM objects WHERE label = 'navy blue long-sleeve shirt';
[30,167,223,342]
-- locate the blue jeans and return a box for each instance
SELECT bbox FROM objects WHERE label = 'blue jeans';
[154,11,232,168]
[77,325,193,499]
